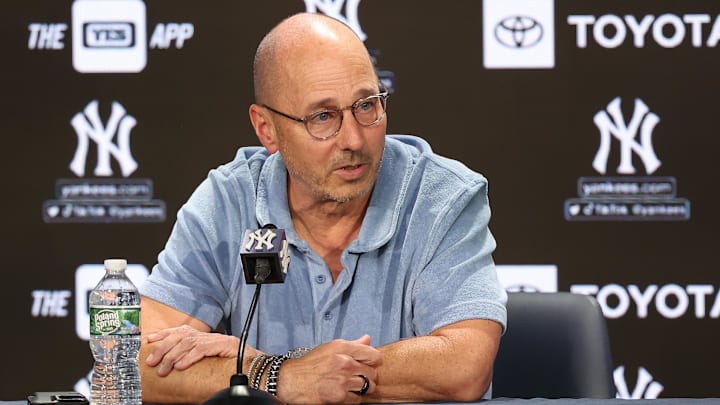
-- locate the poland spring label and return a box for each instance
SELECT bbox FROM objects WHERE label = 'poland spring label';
[90,305,141,335]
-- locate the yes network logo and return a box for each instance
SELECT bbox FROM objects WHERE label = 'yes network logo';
[72,0,147,73]
[28,0,195,73]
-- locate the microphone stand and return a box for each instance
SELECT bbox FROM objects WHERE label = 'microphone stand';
[203,283,280,405]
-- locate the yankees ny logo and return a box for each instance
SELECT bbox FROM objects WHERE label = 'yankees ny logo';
[279,239,290,272]
[69,100,138,177]
[592,97,661,175]
[304,0,367,41]
[614,366,664,399]
[245,229,277,251]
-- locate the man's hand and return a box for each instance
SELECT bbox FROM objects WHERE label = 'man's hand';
[145,325,250,376]
[276,335,382,404]
[140,298,241,403]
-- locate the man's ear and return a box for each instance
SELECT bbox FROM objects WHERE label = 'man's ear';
[249,104,279,153]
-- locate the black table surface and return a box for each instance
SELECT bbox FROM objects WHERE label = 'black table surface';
[6,398,720,405]
[489,399,720,404]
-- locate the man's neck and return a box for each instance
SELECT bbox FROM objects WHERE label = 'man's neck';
[289,190,370,281]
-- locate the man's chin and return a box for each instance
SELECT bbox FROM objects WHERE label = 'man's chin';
[323,183,375,204]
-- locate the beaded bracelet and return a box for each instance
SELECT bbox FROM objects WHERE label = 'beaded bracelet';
[263,347,311,396]
[247,354,265,381]
[264,354,288,396]
[247,354,268,386]
[251,355,274,390]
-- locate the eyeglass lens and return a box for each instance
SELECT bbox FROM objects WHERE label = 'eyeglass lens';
[305,94,386,139]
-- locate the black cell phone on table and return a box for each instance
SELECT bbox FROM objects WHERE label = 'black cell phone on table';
[27,392,88,405]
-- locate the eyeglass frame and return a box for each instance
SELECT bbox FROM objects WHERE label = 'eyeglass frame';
[260,90,389,141]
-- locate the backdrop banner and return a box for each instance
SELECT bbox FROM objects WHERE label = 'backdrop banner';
[2,0,717,400]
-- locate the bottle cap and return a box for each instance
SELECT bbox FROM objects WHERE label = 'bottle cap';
[104,258,127,271]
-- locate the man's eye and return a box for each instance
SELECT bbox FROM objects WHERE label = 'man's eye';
[309,111,336,123]
[359,101,373,112]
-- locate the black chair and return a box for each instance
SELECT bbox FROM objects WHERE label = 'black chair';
[492,292,616,399]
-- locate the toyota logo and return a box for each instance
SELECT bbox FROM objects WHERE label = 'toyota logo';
[494,16,543,48]
[505,284,540,293]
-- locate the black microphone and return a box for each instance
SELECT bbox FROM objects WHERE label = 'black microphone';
[203,224,289,405]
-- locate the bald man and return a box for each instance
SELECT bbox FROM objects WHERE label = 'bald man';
[139,12,506,404]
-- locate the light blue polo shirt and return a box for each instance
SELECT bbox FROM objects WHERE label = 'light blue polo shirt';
[141,135,507,355]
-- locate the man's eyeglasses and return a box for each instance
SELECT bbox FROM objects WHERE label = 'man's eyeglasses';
[261,91,389,140]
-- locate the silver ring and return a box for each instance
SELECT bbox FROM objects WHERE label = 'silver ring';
[352,374,370,395]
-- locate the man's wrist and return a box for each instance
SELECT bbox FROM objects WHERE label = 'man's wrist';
[265,355,288,395]
[250,354,273,390]
[266,347,311,397]
[241,343,263,375]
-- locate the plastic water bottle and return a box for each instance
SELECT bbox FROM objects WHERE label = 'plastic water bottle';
[89,258,142,405]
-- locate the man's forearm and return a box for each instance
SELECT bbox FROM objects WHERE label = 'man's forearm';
[366,319,501,403]
[140,345,237,404]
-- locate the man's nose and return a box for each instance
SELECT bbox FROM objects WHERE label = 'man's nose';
[334,108,365,150]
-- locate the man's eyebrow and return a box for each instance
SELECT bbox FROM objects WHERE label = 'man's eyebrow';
[304,88,379,113]
[305,97,338,112]
[355,86,382,99]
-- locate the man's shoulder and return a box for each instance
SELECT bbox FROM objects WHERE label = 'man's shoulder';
[199,145,276,194]
[184,145,271,211]
[214,145,271,178]
[385,134,488,189]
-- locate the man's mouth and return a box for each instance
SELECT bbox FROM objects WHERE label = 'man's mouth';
[340,164,362,170]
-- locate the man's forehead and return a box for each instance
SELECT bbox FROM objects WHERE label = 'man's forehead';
[278,53,376,102]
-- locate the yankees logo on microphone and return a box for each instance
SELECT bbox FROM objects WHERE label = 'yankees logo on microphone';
[240,225,289,284]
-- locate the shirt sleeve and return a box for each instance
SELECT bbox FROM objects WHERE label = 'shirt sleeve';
[139,169,247,329]
[410,175,508,336]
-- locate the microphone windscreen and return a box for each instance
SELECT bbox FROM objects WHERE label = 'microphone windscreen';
[240,227,289,284]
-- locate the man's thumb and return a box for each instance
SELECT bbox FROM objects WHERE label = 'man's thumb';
[352,334,372,346]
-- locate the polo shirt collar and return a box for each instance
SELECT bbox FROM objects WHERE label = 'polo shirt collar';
[255,139,407,253]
